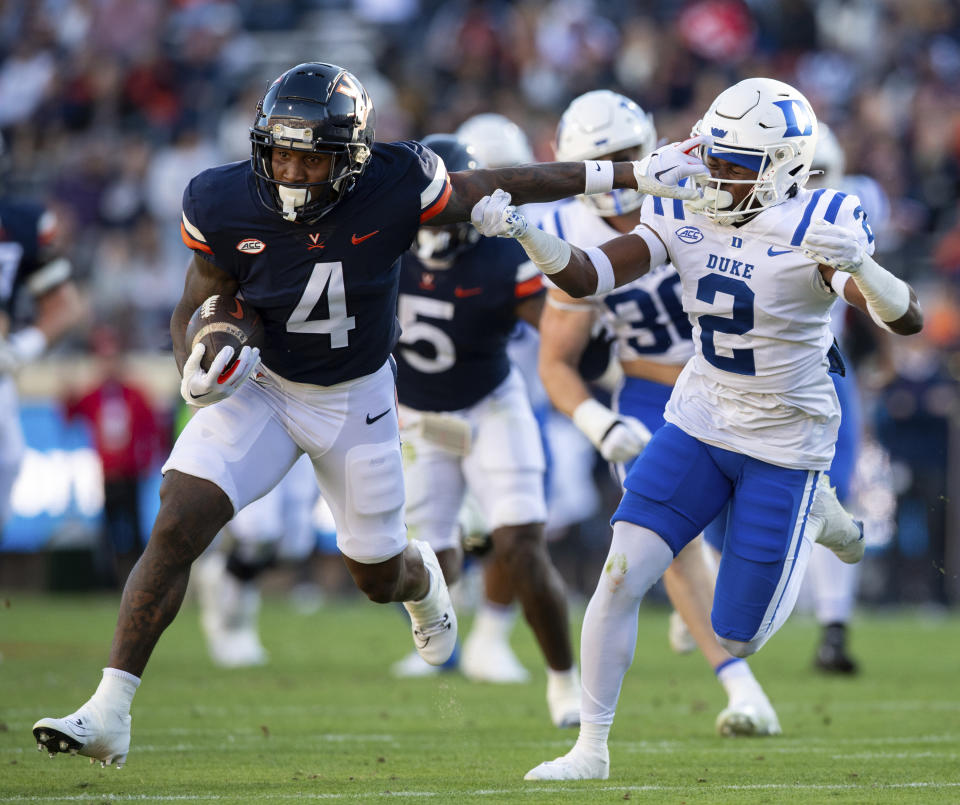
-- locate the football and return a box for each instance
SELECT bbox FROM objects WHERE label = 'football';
[184,295,265,373]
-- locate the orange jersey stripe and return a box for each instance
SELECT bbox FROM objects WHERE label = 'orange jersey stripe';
[515,275,544,298]
[419,178,452,223]
[180,221,214,255]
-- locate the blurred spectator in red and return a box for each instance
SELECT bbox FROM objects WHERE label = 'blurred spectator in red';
[64,326,162,586]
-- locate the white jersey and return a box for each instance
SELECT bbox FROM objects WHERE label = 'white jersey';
[639,187,875,470]
[538,199,694,366]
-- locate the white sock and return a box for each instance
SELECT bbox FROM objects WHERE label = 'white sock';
[547,665,579,692]
[809,543,859,624]
[576,721,610,754]
[579,521,674,726]
[91,667,140,715]
[715,658,761,702]
[472,601,516,641]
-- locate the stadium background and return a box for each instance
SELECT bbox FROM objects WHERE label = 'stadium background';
[0,0,958,609]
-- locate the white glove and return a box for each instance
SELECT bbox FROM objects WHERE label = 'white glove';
[0,338,21,375]
[573,398,651,463]
[800,219,865,273]
[632,135,711,201]
[470,188,529,238]
[180,342,260,407]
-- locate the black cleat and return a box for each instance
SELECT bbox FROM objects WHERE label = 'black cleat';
[814,623,859,675]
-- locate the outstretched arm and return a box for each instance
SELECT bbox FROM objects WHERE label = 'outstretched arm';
[471,190,662,298]
[432,136,713,226]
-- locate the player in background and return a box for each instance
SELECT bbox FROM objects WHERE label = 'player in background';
[391,135,580,726]
[451,113,559,684]
[801,123,891,673]
[194,453,320,668]
[472,76,923,780]
[33,62,692,768]
[538,89,780,736]
[0,139,85,532]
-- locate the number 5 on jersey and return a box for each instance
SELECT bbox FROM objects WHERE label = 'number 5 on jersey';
[286,261,356,347]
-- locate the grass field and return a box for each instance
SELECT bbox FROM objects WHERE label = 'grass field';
[1,592,959,804]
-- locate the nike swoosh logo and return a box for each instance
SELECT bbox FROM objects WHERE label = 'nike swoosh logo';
[767,247,791,256]
[351,230,380,245]
[593,163,602,171]
[229,298,244,319]
[654,167,673,182]
[366,409,390,425]
[454,286,482,298]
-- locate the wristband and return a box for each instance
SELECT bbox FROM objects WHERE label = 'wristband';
[584,161,614,195]
[829,270,851,298]
[585,247,615,295]
[9,326,47,363]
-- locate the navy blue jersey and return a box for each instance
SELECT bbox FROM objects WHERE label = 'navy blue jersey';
[394,236,544,411]
[180,141,451,385]
[0,199,61,316]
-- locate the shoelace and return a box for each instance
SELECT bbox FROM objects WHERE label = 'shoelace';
[414,613,450,638]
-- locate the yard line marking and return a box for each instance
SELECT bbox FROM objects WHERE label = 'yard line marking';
[3,782,960,802]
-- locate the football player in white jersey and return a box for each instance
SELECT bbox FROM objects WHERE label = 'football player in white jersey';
[798,123,891,673]
[471,76,923,780]
[538,89,780,737]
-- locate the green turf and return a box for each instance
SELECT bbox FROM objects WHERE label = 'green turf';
[1,592,958,804]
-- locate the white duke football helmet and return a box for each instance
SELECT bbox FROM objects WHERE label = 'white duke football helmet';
[690,77,819,223]
[455,113,534,168]
[555,89,657,217]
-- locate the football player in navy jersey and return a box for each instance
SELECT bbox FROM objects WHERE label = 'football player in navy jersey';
[391,134,580,727]
[0,165,85,533]
[32,62,694,768]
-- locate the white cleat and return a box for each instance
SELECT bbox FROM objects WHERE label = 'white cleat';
[32,700,131,768]
[668,610,698,654]
[461,631,530,684]
[715,694,782,737]
[390,649,442,678]
[809,474,865,564]
[403,540,458,665]
[524,744,609,780]
[206,627,268,669]
[547,668,582,728]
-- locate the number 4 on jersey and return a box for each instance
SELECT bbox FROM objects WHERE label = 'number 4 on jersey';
[286,261,356,348]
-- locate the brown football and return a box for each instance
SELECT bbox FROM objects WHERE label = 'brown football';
[184,295,265,373]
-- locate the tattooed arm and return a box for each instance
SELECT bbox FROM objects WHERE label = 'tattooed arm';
[431,162,639,225]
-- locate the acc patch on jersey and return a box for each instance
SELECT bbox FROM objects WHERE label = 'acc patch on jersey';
[236,238,266,254]
[676,226,704,244]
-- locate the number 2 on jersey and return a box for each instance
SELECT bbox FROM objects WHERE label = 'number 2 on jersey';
[286,261,356,348]
[696,274,756,375]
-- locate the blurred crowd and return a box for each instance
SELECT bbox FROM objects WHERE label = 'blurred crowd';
[2,0,960,603]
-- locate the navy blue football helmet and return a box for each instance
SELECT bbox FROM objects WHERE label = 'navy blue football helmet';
[250,63,375,224]
[414,134,481,268]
